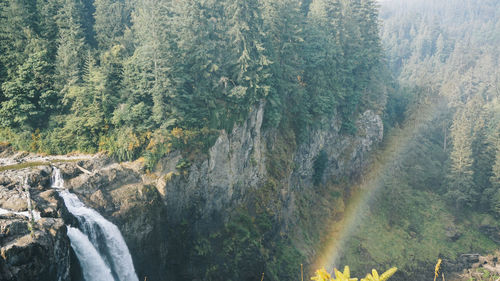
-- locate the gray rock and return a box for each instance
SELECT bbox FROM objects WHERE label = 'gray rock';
[0,103,384,281]
[0,187,27,211]
[0,218,71,281]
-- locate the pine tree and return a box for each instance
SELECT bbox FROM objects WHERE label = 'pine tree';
[94,0,130,49]
[447,108,476,209]
[124,0,178,128]
[224,0,271,107]
[492,140,500,189]
[0,35,56,130]
[471,104,495,208]
[490,139,500,215]
[54,0,87,93]
[260,0,305,127]
[304,0,343,119]
[170,0,227,129]
[36,0,60,60]
[0,0,39,82]
[61,53,107,151]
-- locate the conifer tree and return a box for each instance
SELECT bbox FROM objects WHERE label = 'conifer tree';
[124,0,178,128]
[447,108,476,209]
[224,0,271,107]
[490,139,500,215]
[54,0,87,93]
[0,35,56,129]
[260,0,305,127]
[0,0,39,82]
[492,140,500,189]
[305,0,343,119]
[170,0,227,129]
[94,0,129,49]
[61,53,107,150]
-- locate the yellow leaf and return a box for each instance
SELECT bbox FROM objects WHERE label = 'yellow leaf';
[332,266,357,281]
[311,268,332,281]
[334,268,344,279]
[343,266,350,278]
[372,269,379,280]
[434,259,442,279]
[380,268,397,281]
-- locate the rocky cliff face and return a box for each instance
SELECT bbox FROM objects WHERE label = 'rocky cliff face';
[0,106,383,281]
[0,165,75,281]
[155,105,382,225]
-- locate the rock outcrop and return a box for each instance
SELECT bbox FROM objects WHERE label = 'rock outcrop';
[445,252,500,281]
[0,105,384,281]
[59,105,382,279]
[0,166,75,281]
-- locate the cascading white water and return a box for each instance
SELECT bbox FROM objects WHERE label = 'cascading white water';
[67,226,115,281]
[59,190,139,281]
[51,167,139,281]
[51,166,64,189]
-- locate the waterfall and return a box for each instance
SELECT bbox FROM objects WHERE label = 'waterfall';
[67,226,115,281]
[51,166,64,189]
[52,167,139,281]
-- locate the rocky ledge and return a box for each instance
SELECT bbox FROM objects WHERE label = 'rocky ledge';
[0,165,74,281]
[1,147,167,281]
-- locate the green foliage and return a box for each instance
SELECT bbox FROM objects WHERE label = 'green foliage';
[340,2,500,279]
[0,36,56,130]
[175,158,191,171]
[0,0,385,158]
[491,140,500,189]
[98,128,146,161]
[93,0,130,49]
[180,208,304,281]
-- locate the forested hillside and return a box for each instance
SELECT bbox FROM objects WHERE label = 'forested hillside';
[2,0,499,280]
[382,0,500,211]
[0,0,385,163]
[338,0,500,279]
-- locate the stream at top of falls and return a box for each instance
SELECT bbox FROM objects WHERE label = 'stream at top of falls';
[51,167,139,281]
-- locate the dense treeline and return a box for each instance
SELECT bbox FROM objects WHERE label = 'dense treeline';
[340,0,500,279]
[0,0,385,165]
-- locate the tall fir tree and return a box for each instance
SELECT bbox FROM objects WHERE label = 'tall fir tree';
[0,35,56,130]
[447,108,476,209]
[260,0,305,128]
[94,0,130,49]
[224,0,271,109]
[123,0,178,128]
[305,0,343,120]
[490,138,500,215]
[54,0,87,95]
[0,0,39,82]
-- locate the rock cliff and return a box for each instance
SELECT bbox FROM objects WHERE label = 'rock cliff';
[0,165,75,281]
[0,106,383,280]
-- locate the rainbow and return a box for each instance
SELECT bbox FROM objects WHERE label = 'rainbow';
[311,99,442,272]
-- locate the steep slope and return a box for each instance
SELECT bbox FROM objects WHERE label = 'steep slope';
[329,0,500,279]
[56,105,383,281]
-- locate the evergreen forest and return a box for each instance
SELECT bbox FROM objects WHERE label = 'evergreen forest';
[339,0,500,279]
[0,0,385,163]
[1,0,500,280]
